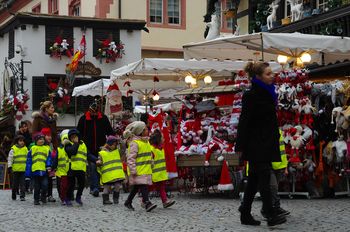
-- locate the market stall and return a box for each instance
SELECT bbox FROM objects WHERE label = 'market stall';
[183,32,350,198]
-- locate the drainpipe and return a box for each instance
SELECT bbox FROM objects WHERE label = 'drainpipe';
[118,0,121,19]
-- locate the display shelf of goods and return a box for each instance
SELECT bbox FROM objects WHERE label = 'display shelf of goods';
[177,153,239,167]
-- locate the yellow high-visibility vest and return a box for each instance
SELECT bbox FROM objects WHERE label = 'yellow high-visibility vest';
[11,145,28,172]
[56,147,70,177]
[98,149,125,184]
[272,131,288,170]
[71,142,87,172]
[127,140,152,176]
[246,130,288,175]
[151,147,168,183]
[31,145,50,172]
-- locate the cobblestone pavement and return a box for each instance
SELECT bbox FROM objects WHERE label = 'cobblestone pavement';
[0,190,349,232]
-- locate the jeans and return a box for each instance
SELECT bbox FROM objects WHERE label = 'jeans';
[241,162,274,215]
[270,169,284,208]
[126,185,150,204]
[12,172,25,199]
[47,176,53,197]
[68,170,86,200]
[33,176,48,202]
[89,162,99,192]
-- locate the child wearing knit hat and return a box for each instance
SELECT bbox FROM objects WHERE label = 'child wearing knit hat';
[97,135,125,205]
[41,128,56,203]
[25,132,52,205]
[123,121,157,212]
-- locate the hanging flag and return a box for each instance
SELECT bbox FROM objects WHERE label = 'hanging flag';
[68,34,86,73]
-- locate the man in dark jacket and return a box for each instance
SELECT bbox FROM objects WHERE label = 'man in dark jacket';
[77,102,114,197]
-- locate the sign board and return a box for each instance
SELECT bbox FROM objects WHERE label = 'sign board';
[0,162,10,189]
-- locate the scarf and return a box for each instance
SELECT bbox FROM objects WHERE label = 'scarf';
[251,77,278,105]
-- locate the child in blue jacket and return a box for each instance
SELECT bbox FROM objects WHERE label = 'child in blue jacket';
[25,133,52,205]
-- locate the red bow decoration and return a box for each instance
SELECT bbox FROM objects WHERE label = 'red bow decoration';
[123,81,131,87]
[127,89,134,96]
[153,76,160,82]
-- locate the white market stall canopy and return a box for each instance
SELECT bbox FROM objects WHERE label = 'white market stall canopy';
[134,102,182,114]
[183,32,350,65]
[110,58,281,81]
[72,78,112,97]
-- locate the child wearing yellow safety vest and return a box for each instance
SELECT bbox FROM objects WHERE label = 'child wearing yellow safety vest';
[96,136,125,205]
[65,129,98,205]
[8,135,28,201]
[25,133,52,205]
[53,129,71,206]
[149,130,175,208]
[123,121,157,212]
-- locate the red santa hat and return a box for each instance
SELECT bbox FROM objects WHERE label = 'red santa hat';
[107,83,121,94]
[217,161,234,191]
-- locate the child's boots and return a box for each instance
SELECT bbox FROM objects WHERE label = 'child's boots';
[102,194,113,205]
[113,191,119,204]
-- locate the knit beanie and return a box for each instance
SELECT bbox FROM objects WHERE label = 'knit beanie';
[123,121,146,139]
[106,135,118,146]
[33,132,45,142]
[41,127,51,136]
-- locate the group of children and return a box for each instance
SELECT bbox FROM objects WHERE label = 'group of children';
[7,120,175,212]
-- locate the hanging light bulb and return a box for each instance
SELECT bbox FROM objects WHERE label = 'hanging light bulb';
[204,75,212,84]
[185,75,193,84]
[152,94,160,101]
[190,77,197,86]
[277,55,288,64]
[300,52,311,63]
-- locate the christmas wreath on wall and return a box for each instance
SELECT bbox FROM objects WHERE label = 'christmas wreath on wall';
[96,39,125,63]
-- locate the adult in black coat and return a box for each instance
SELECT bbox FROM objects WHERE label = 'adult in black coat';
[236,62,286,227]
[77,103,114,197]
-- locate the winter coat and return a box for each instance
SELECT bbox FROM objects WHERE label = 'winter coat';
[25,148,52,177]
[235,82,281,163]
[127,136,152,186]
[77,112,114,156]
[32,111,58,149]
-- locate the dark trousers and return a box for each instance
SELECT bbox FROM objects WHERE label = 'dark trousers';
[47,176,53,197]
[12,172,25,199]
[241,163,273,215]
[25,178,33,192]
[57,176,69,202]
[88,162,100,192]
[126,185,150,204]
[68,171,85,200]
[33,176,48,202]
[270,169,284,208]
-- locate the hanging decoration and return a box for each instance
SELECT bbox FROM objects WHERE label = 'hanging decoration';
[49,35,73,59]
[105,82,123,116]
[66,34,86,86]
[0,91,30,120]
[96,39,125,63]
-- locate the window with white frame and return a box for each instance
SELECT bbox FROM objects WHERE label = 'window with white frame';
[317,0,329,12]
[168,0,180,24]
[150,0,163,23]
[284,0,291,18]
[224,0,234,29]
[72,4,80,16]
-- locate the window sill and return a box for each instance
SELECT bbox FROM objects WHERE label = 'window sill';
[147,22,186,30]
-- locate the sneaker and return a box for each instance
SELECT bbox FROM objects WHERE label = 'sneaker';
[48,196,56,202]
[163,200,175,208]
[34,200,40,205]
[76,198,83,206]
[267,214,287,227]
[145,202,157,212]
[239,206,261,226]
[276,207,290,217]
[124,201,135,211]
[20,197,25,201]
